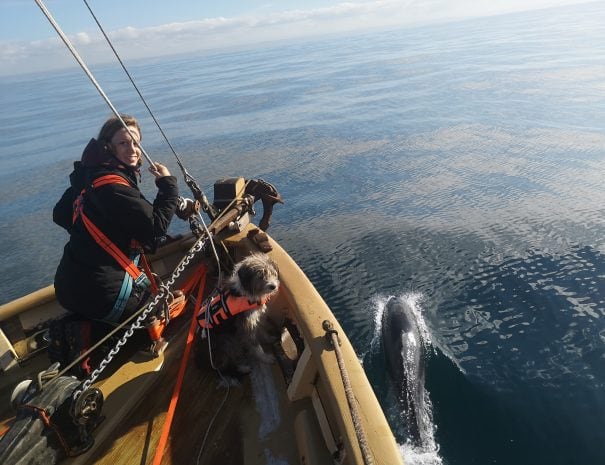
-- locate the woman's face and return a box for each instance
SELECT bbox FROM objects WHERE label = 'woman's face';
[109,126,141,167]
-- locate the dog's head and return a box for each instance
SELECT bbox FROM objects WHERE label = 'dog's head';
[227,253,279,302]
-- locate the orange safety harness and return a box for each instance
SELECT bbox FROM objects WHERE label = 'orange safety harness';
[196,290,270,329]
[72,174,159,321]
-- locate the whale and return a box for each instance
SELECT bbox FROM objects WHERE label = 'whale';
[381,296,425,444]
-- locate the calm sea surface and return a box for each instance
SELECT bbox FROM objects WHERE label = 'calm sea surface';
[1,3,604,465]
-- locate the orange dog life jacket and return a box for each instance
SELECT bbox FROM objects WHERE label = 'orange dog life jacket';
[196,290,270,329]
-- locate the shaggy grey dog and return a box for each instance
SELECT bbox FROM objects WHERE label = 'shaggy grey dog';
[225,253,279,307]
[203,253,279,382]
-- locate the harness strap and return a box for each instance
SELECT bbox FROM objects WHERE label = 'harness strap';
[139,250,159,294]
[106,249,144,322]
[92,174,130,189]
[72,174,156,296]
[78,211,147,283]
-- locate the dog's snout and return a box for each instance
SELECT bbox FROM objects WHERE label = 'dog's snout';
[267,283,277,291]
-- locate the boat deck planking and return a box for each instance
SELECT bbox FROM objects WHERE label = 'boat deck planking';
[71,319,314,465]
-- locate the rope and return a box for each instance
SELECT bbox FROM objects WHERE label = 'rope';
[194,336,230,465]
[138,204,233,465]
[33,0,155,168]
[194,198,254,464]
[323,320,374,465]
[151,266,207,465]
[81,0,223,222]
[21,404,74,457]
[194,269,231,465]
[81,0,192,181]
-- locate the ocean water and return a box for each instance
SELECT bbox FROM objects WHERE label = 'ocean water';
[1,3,605,464]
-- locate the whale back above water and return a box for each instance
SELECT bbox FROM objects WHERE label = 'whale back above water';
[381,296,426,444]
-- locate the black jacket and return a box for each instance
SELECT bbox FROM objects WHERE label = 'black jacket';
[53,139,179,321]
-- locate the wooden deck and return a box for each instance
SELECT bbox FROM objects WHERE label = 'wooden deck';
[65,313,311,465]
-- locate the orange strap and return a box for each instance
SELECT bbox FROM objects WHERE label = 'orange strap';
[79,212,146,282]
[0,417,15,438]
[139,250,159,294]
[73,174,152,285]
[22,404,73,457]
[145,264,208,342]
[92,174,130,189]
[151,265,207,465]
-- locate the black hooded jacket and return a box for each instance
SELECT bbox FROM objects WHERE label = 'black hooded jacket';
[53,138,179,321]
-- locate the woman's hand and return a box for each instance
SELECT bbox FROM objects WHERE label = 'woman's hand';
[149,162,171,178]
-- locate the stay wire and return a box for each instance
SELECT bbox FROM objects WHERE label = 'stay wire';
[34,0,155,168]
[81,0,192,180]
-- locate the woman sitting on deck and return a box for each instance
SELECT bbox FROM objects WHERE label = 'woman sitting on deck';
[51,115,179,371]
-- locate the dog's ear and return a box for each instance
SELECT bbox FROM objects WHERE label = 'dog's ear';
[237,265,256,291]
[269,257,279,275]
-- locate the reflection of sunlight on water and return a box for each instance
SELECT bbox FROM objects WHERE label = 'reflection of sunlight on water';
[370,292,443,465]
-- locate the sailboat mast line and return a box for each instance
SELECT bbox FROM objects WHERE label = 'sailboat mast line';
[33,0,156,168]
[81,0,191,179]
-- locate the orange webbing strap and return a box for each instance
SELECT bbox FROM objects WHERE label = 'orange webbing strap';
[180,264,209,299]
[73,174,146,284]
[79,212,146,283]
[146,319,164,342]
[92,174,131,189]
[146,265,208,342]
[139,249,159,294]
[151,265,207,465]
[0,417,15,438]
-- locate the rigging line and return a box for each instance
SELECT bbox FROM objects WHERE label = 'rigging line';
[81,0,216,220]
[33,0,156,168]
[81,0,191,180]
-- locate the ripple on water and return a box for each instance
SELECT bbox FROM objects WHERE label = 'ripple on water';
[440,245,605,392]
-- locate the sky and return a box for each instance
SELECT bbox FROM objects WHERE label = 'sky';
[0,0,594,76]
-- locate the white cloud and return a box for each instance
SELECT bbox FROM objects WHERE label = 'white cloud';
[0,0,591,76]
[74,32,92,45]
